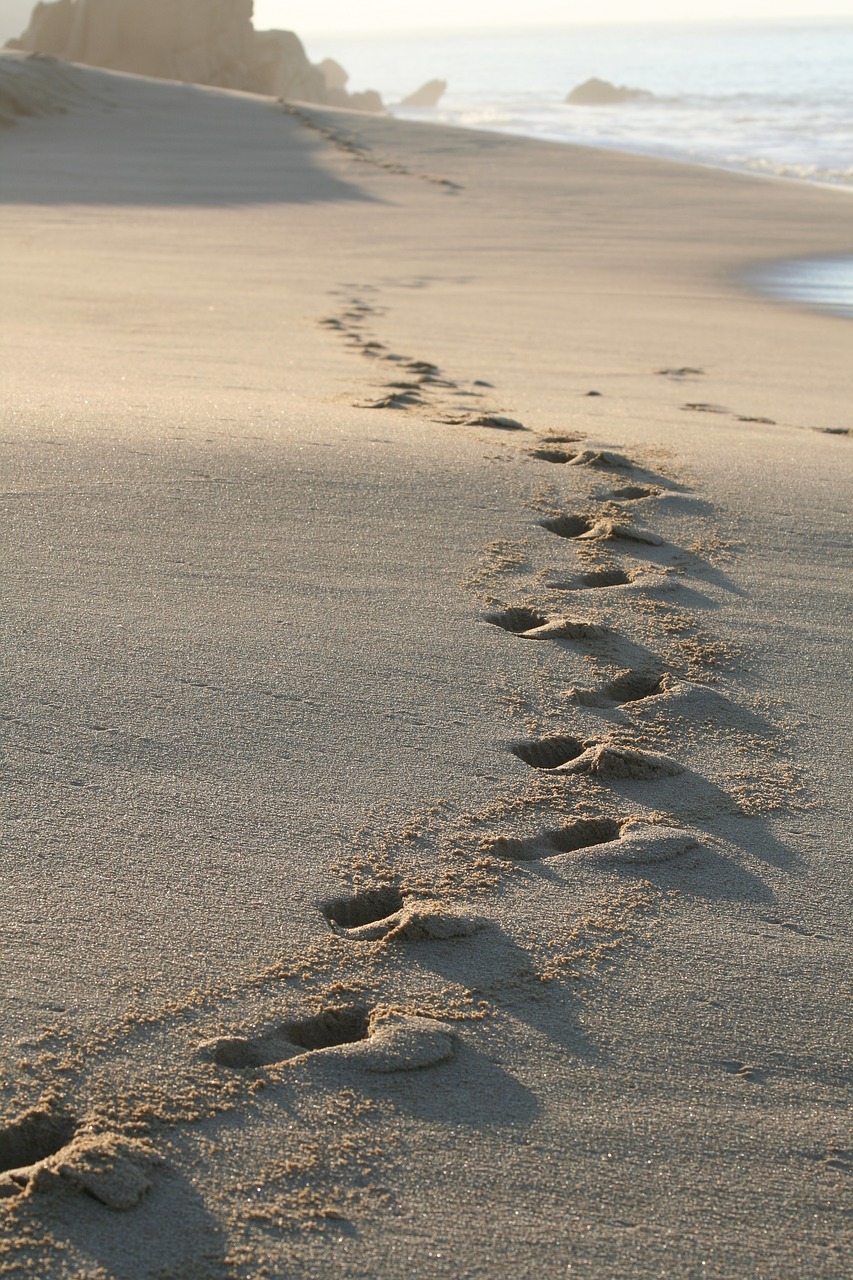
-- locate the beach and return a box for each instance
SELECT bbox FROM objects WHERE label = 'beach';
[0,54,851,1278]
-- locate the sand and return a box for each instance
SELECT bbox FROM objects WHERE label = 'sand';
[0,51,851,1279]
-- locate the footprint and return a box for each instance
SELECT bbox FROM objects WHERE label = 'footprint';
[562,744,682,779]
[656,367,704,378]
[490,819,696,864]
[528,446,578,464]
[719,1060,768,1084]
[370,905,483,943]
[522,616,611,642]
[540,514,595,539]
[0,1110,157,1211]
[491,817,621,860]
[202,1006,371,1068]
[569,669,665,707]
[471,415,527,431]
[360,392,423,409]
[323,890,481,942]
[201,1007,456,1074]
[569,449,634,470]
[608,485,659,501]
[485,606,548,633]
[0,1107,75,1187]
[510,736,679,778]
[576,519,664,547]
[737,416,776,425]
[512,732,676,778]
[511,734,587,769]
[682,403,728,414]
[551,565,641,591]
[323,887,404,932]
[577,567,632,588]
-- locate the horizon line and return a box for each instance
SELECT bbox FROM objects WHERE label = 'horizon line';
[282,14,853,38]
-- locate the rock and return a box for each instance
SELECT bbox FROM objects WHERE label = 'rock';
[566,77,650,106]
[318,56,347,91]
[346,88,384,114]
[244,29,326,102]
[400,78,446,108]
[8,0,385,111]
[9,0,75,56]
[12,0,254,86]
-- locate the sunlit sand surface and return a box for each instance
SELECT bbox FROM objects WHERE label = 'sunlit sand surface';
[1,52,850,1279]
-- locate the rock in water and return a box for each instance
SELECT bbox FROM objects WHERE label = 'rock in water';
[400,78,447,108]
[566,77,650,105]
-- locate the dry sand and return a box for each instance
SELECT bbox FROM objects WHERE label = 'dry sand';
[0,52,851,1279]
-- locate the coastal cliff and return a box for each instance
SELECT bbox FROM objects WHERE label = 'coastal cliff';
[5,0,384,110]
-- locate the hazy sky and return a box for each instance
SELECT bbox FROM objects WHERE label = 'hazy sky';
[254,0,853,33]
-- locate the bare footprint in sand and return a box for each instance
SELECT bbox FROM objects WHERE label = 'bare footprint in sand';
[359,391,424,409]
[578,519,665,547]
[510,736,682,778]
[322,888,482,943]
[0,1108,158,1211]
[471,414,527,431]
[568,668,666,708]
[572,566,633,589]
[569,449,636,469]
[539,514,595,538]
[0,1107,75,1196]
[608,485,660,501]
[489,818,697,865]
[485,608,610,642]
[484,605,546,633]
[323,886,404,931]
[682,402,728,414]
[527,446,579,464]
[565,743,683,778]
[527,446,636,468]
[540,514,664,546]
[200,1007,456,1073]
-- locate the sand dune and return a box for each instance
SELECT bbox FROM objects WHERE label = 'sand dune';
[0,53,850,1279]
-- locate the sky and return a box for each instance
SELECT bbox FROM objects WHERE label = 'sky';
[2,0,852,46]
[254,0,853,33]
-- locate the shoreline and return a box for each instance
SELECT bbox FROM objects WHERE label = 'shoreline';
[391,105,853,202]
[1,57,850,1278]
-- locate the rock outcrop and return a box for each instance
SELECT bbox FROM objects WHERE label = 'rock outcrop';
[6,0,384,110]
[566,77,650,106]
[318,57,348,93]
[400,78,446,108]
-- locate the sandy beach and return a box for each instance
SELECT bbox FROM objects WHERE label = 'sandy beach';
[1,53,851,1278]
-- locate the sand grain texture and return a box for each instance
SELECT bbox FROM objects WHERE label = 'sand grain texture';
[0,53,850,1280]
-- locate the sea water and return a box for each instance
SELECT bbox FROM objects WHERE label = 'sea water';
[301,21,853,315]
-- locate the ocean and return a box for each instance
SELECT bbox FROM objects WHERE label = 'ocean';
[301,21,853,192]
[300,21,853,314]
